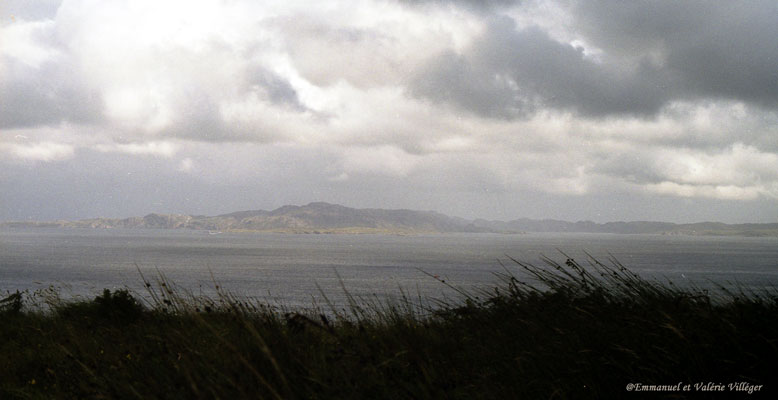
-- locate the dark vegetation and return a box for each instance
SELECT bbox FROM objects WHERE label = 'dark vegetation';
[1,257,776,399]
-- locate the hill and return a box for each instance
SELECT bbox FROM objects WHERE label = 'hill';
[3,202,778,236]
[0,202,484,234]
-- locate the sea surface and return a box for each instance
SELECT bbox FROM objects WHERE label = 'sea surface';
[2,228,778,308]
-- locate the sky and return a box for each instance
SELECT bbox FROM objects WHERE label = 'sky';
[1,0,777,224]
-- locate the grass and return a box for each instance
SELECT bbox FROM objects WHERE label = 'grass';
[1,256,776,399]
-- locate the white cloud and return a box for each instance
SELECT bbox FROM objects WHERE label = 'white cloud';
[645,182,764,201]
[177,157,195,172]
[93,141,178,157]
[0,19,60,68]
[4,142,74,161]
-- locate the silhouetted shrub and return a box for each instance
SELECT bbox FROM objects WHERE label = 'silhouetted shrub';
[56,289,144,322]
[0,291,22,315]
[94,289,145,320]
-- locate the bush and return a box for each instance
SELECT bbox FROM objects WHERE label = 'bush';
[56,289,145,322]
[0,291,23,315]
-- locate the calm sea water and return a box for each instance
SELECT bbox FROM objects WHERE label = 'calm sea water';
[2,228,777,308]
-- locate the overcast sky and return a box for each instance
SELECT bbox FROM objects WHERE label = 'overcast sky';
[1,0,777,223]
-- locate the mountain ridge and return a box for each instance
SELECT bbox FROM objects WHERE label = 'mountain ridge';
[3,202,778,236]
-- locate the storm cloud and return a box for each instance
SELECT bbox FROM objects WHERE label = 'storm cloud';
[409,17,671,118]
[410,1,778,118]
[573,0,778,109]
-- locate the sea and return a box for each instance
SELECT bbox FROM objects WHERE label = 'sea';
[2,228,777,309]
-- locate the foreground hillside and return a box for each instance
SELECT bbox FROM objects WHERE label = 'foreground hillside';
[3,201,778,235]
[1,258,775,399]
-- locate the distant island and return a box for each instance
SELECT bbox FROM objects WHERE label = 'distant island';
[3,202,778,237]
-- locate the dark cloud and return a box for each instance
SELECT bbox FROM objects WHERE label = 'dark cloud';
[409,16,671,118]
[166,90,229,141]
[589,153,666,185]
[410,1,778,119]
[164,82,307,144]
[573,0,778,109]
[0,17,103,128]
[410,49,532,119]
[244,65,307,111]
[0,57,104,129]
